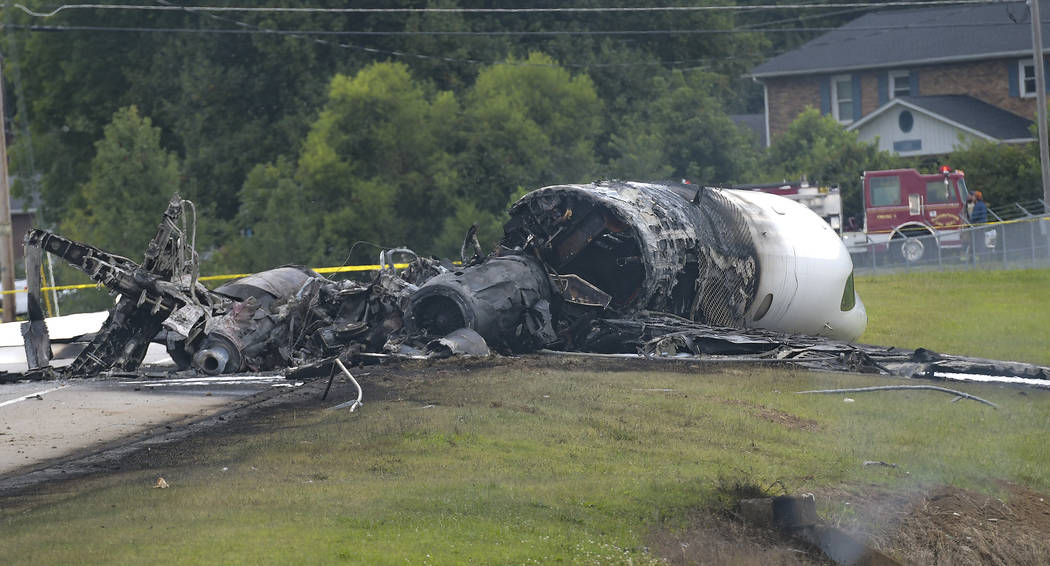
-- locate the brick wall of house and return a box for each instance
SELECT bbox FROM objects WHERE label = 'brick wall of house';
[765,75,821,142]
[860,73,881,116]
[763,57,1039,144]
[917,58,1036,118]
[765,71,889,141]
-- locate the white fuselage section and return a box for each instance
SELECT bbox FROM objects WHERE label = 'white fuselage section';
[723,189,867,342]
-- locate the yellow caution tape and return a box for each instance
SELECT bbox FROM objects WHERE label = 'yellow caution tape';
[1,262,415,295]
[1,215,1045,297]
[861,214,1049,235]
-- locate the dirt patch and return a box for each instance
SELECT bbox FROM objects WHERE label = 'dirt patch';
[649,510,831,565]
[815,482,1050,565]
[720,397,821,431]
[651,482,1050,565]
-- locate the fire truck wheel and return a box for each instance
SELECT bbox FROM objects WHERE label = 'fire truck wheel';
[891,232,931,264]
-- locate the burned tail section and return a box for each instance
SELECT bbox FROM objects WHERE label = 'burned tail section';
[499,181,760,327]
[24,195,205,374]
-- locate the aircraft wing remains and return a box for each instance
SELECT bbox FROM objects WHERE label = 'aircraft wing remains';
[8,184,1048,386]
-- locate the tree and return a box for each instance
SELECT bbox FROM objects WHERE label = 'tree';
[950,138,1041,207]
[456,52,604,214]
[61,106,181,259]
[763,108,899,219]
[606,70,759,183]
[49,106,181,313]
[209,158,319,273]
[225,62,458,269]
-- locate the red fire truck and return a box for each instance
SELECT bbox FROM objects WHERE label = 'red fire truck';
[842,167,972,262]
[736,167,977,263]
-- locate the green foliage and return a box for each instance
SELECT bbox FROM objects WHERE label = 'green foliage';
[763,108,900,219]
[458,52,604,213]
[430,199,505,260]
[4,0,770,232]
[12,2,996,274]
[949,138,1041,206]
[4,7,141,224]
[44,106,181,312]
[208,159,317,273]
[606,71,759,183]
[227,63,458,267]
[61,106,180,258]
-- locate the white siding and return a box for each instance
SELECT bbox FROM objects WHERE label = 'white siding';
[853,107,978,156]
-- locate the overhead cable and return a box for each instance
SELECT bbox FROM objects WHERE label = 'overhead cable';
[5,1,1004,18]
[5,20,1039,37]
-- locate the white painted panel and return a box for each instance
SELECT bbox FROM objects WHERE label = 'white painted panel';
[854,107,978,156]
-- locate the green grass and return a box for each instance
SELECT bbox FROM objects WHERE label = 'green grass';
[857,268,1050,365]
[1,268,1048,564]
[2,363,1048,565]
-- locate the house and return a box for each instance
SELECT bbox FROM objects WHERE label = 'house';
[749,1,1046,154]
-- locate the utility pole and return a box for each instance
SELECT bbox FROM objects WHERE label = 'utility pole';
[0,55,16,323]
[1030,0,1050,208]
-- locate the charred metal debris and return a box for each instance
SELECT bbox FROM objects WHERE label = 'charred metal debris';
[7,184,1049,387]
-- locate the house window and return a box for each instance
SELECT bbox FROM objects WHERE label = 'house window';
[1020,60,1037,97]
[889,70,910,98]
[831,75,853,123]
[898,110,914,132]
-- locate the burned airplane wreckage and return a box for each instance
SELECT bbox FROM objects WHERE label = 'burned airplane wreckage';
[11,183,1050,385]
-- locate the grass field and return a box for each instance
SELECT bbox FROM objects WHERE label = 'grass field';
[856,268,1050,365]
[1,268,1048,564]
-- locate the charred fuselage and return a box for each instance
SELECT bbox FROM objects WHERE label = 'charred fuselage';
[23,182,865,378]
[433,181,865,343]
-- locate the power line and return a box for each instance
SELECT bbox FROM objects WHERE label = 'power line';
[140,0,760,70]
[0,22,762,68]
[739,5,875,29]
[4,2,1005,18]
[5,20,1038,37]
[6,2,1020,71]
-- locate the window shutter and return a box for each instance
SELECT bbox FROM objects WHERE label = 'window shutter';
[820,77,831,115]
[909,71,919,96]
[1008,61,1020,97]
[878,72,888,106]
[852,75,862,121]
[1044,57,1049,93]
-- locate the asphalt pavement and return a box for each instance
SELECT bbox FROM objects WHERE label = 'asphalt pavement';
[0,314,290,480]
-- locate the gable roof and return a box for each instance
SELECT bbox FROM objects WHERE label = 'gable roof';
[752,1,1050,78]
[846,95,1035,142]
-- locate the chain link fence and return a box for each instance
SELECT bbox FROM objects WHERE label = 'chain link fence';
[849,213,1050,274]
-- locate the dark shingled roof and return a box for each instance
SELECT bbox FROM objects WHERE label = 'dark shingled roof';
[850,95,1034,141]
[752,1,1050,77]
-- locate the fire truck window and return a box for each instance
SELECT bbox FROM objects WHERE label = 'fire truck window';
[869,176,902,207]
[925,180,954,203]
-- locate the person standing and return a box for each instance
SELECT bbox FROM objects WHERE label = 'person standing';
[969,191,989,263]
[970,191,988,224]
